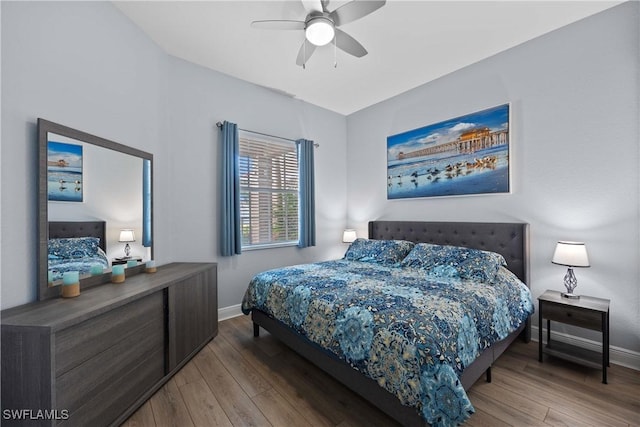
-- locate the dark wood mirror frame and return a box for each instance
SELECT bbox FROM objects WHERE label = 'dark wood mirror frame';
[37,118,153,300]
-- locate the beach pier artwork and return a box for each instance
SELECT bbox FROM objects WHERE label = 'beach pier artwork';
[47,140,83,202]
[387,104,510,199]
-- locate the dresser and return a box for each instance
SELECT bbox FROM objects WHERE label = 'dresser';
[1,263,217,426]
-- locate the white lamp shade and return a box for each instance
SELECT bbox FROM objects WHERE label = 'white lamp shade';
[552,241,590,267]
[119,229,136,243]
[342,229,357,243]
[305,17,335,46]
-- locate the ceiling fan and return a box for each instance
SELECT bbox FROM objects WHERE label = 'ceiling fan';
[251,0,386,67]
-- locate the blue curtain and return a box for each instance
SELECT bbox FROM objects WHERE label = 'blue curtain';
[220,121,242,256]
[142,159,152,247]
[297,139,316,248]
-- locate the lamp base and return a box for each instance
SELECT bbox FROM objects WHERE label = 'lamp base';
[561,292,580,299]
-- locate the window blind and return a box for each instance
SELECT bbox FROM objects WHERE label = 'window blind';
[239,133,299,248]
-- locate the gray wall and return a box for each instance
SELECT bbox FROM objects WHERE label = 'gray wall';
[1,1,347,310]
[346,2,639,353]
[163,56,348,309]
[1,1,167,307]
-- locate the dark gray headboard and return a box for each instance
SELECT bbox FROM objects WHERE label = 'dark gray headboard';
[49,221,107,252]
[369,221,530,286]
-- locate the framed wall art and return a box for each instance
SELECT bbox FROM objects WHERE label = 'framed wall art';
[47,140,83,202]
[387,103,510,199]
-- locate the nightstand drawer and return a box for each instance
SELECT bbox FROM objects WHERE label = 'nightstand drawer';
[540,302,602,330]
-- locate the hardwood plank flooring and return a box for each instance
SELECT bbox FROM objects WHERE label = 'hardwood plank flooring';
[123,315,640,426]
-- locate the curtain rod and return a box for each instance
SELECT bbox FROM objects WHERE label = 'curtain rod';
[216,121,319,147]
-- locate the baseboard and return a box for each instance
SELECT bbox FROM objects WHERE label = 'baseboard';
[533,325,640,371]
[219,303,244,321]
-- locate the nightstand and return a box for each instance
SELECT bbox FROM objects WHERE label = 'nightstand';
[112,257,143,266]
[538,290,610,383]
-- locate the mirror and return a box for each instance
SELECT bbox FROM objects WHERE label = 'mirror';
[38,119,153,300]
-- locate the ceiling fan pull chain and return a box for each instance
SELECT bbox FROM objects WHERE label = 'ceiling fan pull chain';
[334,33,337,68]
[303,38,306,69]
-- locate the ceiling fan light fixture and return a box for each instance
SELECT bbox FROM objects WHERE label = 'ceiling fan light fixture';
[305,16,335,46]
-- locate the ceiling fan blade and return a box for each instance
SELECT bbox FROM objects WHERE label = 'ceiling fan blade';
[251,20,305,30]
[296,39,317,66]
[330,0,386,26]
[334,29,367,58]
[301,0,324,13]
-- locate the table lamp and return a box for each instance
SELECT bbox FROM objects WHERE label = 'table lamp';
[119,229,135,258]
[551,241,590,299]
[342,229,357,243]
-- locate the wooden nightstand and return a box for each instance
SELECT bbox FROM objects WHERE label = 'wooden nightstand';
[538,290,610,383]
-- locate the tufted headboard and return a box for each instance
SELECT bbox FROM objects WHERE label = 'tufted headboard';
[368,221,530,286]
[49,221,107,252]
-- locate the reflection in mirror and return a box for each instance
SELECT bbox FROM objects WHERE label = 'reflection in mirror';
[38,119,153,300]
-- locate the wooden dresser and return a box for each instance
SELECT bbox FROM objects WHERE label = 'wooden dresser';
[1,263,217,426]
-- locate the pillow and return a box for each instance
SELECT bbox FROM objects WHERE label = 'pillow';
[400,243,507,282]
[344,238,415,266]
[48,237,100,259]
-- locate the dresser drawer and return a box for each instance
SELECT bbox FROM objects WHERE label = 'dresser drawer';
[540,302,603,331]
[55,313,164,415]
[55,292,164,377]
[57,341,164,427]
[55,292,165,420]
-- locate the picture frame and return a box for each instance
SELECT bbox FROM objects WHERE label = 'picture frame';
[387,103,510,199]
[47,139,83,202]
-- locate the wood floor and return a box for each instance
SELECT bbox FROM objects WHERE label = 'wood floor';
[123,315,640,426]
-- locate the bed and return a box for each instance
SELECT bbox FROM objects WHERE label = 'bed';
[48,221,109,281]
[242,221,533,427]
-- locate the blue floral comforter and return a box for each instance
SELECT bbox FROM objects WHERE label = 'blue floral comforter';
[242,260,534,426]
[48,253,109,281]
[48,237,109,280]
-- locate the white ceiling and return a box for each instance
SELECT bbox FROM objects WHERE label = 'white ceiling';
[113,1,622,115]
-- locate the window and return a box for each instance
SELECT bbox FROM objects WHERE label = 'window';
[238,131,299,249]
